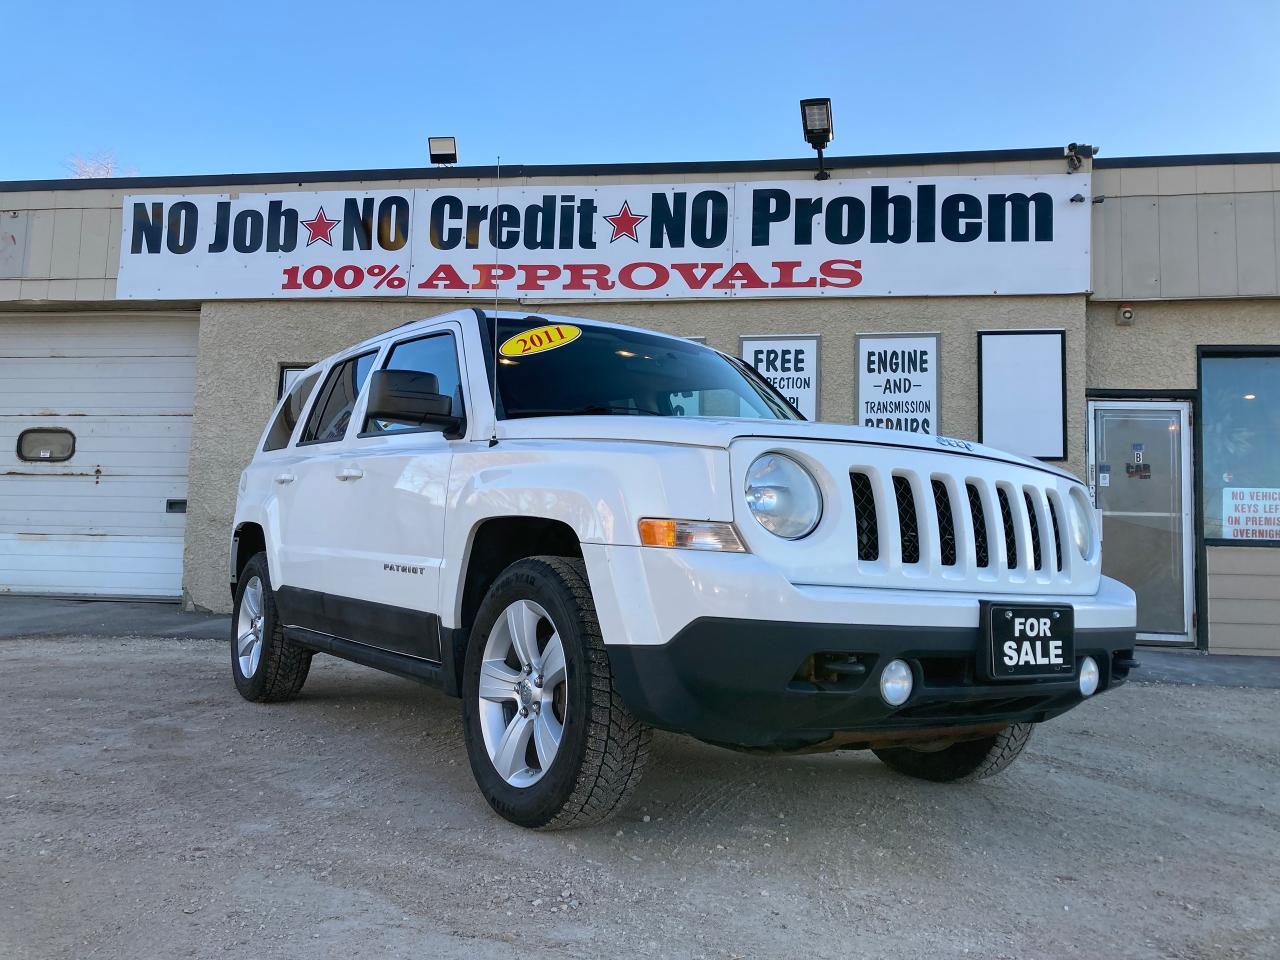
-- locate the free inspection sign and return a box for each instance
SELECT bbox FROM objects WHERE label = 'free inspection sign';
[115,175,1090,300]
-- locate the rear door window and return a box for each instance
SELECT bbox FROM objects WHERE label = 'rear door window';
[299,352,377,444]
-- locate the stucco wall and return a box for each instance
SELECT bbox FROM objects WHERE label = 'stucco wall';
[183,294,1087,612]
[1085,297,1280,389]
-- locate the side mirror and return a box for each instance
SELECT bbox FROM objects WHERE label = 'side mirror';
[365,369,462,434]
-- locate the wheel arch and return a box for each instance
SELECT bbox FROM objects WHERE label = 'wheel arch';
[444,515,584,694]
[230,521,268,599]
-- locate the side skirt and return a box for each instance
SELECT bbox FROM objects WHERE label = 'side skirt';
[284,627,446,688]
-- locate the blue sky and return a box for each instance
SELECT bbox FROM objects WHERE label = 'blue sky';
[2,0,1278,181]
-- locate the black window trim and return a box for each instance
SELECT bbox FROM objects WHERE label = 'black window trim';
[296,348,381,447]
[355,326,469,440]
[1196,344,1280,550]
[17,427,76,463]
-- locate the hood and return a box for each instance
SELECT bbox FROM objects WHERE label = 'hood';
[496,416,1079,482]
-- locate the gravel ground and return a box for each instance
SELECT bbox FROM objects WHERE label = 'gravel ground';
[2,635,1278,960]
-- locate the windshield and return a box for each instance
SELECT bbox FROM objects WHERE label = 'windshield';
[483,316,801,421]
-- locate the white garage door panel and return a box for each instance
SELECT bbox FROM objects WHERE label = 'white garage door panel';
[0,318,199,358]
[0,535,183,597]
[0,313,198,598]
[0,476,188,536]
[1,417,192,475]
[0,357,197,415]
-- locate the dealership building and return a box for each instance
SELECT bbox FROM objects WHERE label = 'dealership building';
[1,145,1277,655]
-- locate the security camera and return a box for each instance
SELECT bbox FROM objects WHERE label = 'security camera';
[1117,304,1135,326]
[1065,142,1084,173]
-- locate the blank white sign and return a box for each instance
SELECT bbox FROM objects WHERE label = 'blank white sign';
[979,331,1066,459]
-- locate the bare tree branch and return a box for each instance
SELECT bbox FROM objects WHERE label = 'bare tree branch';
[63,150,138,179]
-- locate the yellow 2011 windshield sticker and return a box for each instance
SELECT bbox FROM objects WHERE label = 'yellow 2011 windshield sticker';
[499,323,582,358]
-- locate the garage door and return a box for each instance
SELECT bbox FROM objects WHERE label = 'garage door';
[0,313,199,598]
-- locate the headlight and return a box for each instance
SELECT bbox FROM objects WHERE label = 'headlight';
[744,453,822,539]
[1066,489,1094,558]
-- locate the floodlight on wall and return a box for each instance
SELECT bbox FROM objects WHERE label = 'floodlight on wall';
[429,137,458,165]
[800,98,833,180]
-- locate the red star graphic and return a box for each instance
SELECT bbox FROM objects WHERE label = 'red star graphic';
[604,200,647,243]
[300,207,340,246]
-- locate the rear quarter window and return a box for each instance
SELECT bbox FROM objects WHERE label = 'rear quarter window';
[263,371,320,451]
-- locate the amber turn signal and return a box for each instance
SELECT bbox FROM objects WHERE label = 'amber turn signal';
[638,519,747,552]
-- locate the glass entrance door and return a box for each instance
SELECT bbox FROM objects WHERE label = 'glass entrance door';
[1087,401,1194,642]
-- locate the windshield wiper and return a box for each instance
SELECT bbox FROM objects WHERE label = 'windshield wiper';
[508,405,664,418]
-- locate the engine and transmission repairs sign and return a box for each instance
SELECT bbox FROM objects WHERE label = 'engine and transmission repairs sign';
[115,175,1089,300]
[856,333,940,435]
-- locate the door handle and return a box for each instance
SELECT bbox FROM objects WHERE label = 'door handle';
[274,473,296,485]
[336,467,364,481]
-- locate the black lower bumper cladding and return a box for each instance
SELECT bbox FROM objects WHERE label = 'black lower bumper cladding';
[606,618,1137,751]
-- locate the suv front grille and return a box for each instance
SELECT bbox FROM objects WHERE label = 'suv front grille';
[846,470,1067,579]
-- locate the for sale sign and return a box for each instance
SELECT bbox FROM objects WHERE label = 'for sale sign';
[1221,488,1280,541]
[116,174,1090,300]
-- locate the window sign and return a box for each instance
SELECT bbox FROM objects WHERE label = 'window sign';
[856,333,939,435]
[1201,352,1280,543]
[740,336,820,420]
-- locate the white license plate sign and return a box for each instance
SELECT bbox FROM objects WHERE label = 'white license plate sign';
[982,603,1075,680]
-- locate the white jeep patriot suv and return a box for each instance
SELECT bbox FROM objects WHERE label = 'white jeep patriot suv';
[229,309,1138,829]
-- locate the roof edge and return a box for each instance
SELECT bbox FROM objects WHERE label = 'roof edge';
[1094,151,1280,168]
[0,146,1067,193]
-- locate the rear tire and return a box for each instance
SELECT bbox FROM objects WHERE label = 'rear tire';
[873,723,1033,782]
[462,556,651,829]
[230,552,312,703]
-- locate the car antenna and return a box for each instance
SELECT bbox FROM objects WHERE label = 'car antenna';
[488,155,501,448]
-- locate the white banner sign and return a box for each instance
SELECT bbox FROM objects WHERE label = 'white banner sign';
[116,174,1090,300]
[857,333,939,435]
[741,336,820,420]
[1221,487,1280,541]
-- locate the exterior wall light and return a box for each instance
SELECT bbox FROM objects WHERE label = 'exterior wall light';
[429,137,458,165]
[800,98,833,181]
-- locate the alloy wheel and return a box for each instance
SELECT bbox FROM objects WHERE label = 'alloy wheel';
[476,599,569,787]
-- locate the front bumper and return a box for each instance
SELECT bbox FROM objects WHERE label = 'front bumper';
[606,617,1137,750]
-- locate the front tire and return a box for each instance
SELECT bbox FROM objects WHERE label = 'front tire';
[462,556,651,829]
[231,552,312,702]
[873,723,1034,782]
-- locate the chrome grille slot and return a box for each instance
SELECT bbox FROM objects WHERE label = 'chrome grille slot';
[1023,490,1044,571]
[893,475,921,565]
[932,479,957,567]
[997,487,1018,570]
[850,472,879,561]
[1048,497,1064,571]
[966,482,990,568]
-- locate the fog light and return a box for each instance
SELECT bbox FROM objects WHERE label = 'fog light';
[879,659,913,706]
[1078,656,1100,697]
